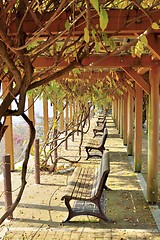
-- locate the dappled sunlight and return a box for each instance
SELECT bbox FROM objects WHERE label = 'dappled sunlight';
[0,114,159,239]
[108,174,141,191]
[106,189,155,229]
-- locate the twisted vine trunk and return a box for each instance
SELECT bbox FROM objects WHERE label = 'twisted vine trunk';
[0,113,35,225]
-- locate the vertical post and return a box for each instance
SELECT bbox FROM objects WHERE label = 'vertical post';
[43,98,49,140]
[3,155,13,219]
[123,94,128,145]
[35,139,40,184]
[147,64,159,203]
[60,107,64,132]
[127,93,134,155]
[70,102,74,142]
[28,95,35,126]
[90,103,94,120]
[134,83,143,172]
[114,99,117,127]
[2,81,14,171]
[112,99,115,120]
[65,102,69,150]
[75,101,79,136]
[117,98,120,133]
[53,98,58,160]
[115,98,119,128]
[119,96,123,138]
[4,117,14,171]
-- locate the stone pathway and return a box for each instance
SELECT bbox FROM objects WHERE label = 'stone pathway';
[0,115,159,239]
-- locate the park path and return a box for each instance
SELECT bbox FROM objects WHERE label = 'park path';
[0,115,159,239]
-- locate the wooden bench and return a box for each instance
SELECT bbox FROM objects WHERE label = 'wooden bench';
[96,116,106,126]
[93,120,106,138]
[96,112,107,126]
[61,150,110,223]
[85,128,108,160]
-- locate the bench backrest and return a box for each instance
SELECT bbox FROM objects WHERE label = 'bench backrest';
[99,128,108,148]
[91,150,110,199]
[102,120,107,130]
[97,117,106,126]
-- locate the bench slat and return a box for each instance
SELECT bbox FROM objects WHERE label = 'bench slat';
[72,167,95,199]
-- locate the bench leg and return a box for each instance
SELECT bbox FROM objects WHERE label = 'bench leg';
[62,197,111,223]
[85,146,105,160]
[85,147,91,160]
[93,130,96,138]
[93,198,110,223]
[62,198,75,223]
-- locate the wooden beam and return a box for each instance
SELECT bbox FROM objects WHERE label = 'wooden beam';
[115,82,127,96]
[9,9,160,36]
[33,55,158,68]
[147,33,160,60]
[137,67,150,74]
[122,67,150,94]
[82,55,158,69]
[119,79,136,97]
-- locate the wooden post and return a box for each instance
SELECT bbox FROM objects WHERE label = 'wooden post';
[35,139,40,184]
[2,81,14,171]
[147,64,159,203]
[43,98,49,140]
[76,101,79,136]
[112,100,115,120]
[53,98,58,160]
[65,102,69,150]
[4,116,14,171]
[123,94,128,145]
[90,103,94,120]
[60,104,64,132]
[117,98,120,133]
[70,102,74,141]
[134,83,143,172]
[28,95,35,126]
[3,155,13,219]
[115,99,118,128]
[119,96,123,138]
[127,93,133,155]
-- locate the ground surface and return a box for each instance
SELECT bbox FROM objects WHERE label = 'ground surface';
[0,115,159,239]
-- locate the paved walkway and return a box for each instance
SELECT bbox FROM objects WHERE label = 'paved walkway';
[0,115,160,239]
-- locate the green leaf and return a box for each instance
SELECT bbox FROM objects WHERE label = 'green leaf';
[108,38,116,51]
[152,22,159,30]
[3,67,8,74]
[65,19,70,30]
[73,51,77,59]
[90,0,99,14]
[102,32,107,45]
[91,29,96,39]
[135,40,144,58]
[99,7,108,32]
[95,41,100,52]
[139,35,148,46]
[84,27,90,43]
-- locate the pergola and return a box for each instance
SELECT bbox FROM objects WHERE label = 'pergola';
[1,1,160,212]
[31,8,160,204]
